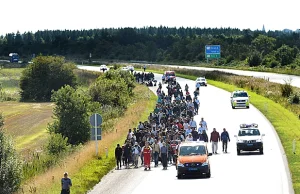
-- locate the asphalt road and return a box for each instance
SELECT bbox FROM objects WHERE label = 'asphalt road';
[78,65,293,194]
[158,64,300,88]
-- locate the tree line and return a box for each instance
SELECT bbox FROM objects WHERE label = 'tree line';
[0,27,300,67]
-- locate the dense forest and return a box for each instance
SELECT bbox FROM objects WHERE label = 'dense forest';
[0,26,300,67]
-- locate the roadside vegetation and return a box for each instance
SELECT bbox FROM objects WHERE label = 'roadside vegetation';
[31,84,157,194]
[138,64,300,193]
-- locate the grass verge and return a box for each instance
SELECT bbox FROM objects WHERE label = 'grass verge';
[19,84,157,194]
[143,67,300,193]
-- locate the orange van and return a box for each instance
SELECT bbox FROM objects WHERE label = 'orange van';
[176,141,212,179]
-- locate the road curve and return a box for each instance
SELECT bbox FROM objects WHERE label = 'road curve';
[78,65,293,194]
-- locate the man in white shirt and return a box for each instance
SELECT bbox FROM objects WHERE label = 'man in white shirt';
[183,120,189,131]
[185,133,193,141]
[200,118,208,131]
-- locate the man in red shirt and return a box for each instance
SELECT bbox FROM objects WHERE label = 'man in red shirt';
[210,128,220,154]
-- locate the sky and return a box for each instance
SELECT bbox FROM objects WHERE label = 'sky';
[0,0,299,35]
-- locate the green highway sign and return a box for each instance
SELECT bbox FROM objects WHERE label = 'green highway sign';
[205,54,221,59]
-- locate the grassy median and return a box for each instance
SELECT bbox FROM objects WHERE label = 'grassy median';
[21,84,157,194]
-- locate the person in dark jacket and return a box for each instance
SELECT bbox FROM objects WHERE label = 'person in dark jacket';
[221,128,230,153]
[115,144,123,170]
[191,128,199,141]
[199,130,208,142]
[123,141,132,169]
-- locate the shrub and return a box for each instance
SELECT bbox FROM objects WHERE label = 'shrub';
[225,56,234,64]
[288,92,300,104]
[248,52,262,67]
[19,56,77,102]
[280,81,293,97]
[46,133,70,155]
[0,114,22,193]
[89,77,130,108]
[49,85,91,145]
[268,60,279,68]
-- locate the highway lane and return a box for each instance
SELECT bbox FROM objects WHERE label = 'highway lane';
[129,63,300,88]
[78,65,293,194]
[77,63,300,88]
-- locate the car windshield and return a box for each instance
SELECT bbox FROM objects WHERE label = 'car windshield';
[201,79,206,81]
[166,72,175,76]
[179,145,206,156]
[238,129,260,136]
[233,92,248,97]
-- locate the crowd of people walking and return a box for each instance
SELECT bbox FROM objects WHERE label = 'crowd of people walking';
[115,74,230,171]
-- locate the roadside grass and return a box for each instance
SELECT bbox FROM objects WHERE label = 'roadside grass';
[141,66,300,193]
[19,84,157,194]
[0,68,24,100]
[0,102,53,153]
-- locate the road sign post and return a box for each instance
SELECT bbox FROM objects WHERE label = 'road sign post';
[90,113,102,156]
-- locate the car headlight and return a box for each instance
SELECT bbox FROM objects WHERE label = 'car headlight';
[256,139,262,142]
[237,139,244,143]
[177,161,184,167]
[201,162,209,166]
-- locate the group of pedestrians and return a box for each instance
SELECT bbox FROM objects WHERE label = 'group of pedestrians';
[115,77,231,171]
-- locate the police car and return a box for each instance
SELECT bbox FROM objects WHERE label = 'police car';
[195,77,207,87]
[234,123,265,155]
[230,90,250,109]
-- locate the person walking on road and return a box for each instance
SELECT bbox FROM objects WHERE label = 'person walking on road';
[160,142,168,170]
[221,128,230,153]
[123,141,132,169]
[133,142,141,168]
[210,128,220,154]
[115,144,123,170]
[200,117,208,131]
[199,130,208,142]
[61,172,72,194]
[142,141,152,170]
[185,133,193,141]
[152,140,160,167]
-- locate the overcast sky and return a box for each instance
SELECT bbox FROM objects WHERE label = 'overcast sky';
[0,0,299,35]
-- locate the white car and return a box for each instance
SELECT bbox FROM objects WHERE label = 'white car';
[195,77,207,87]
[127,65,134,71]
[121,67,129,71]
[100,65,108,71]
[230,90,250,109]
[234,123,265,155]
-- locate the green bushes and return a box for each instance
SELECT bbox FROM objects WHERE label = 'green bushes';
[46,133,70,155]
[0,114,23,194]
[49,85,91,145]
[19,56,77,102]
[281,81,293,97]
[289,92,300,104]
[89,70,135,109]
